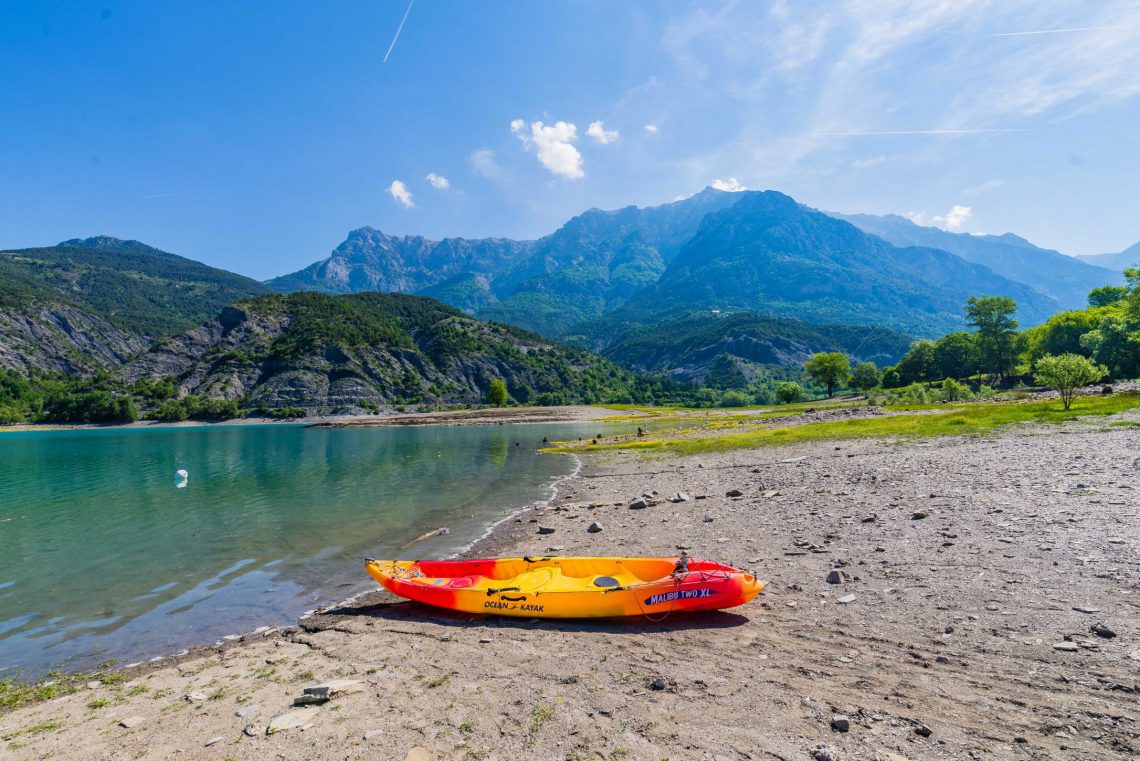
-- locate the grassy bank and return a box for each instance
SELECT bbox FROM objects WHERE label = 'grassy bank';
[557,393,1140,456]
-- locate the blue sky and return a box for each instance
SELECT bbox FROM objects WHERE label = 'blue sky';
[2,1,1138,279]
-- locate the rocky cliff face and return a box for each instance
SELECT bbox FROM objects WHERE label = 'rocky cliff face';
[125,294,629,414]
[0,304,150,375]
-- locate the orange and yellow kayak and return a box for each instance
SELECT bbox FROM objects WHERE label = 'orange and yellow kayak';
[364,556,764,619]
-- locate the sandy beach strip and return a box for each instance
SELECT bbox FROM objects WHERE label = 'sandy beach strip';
[2,409,1138,760]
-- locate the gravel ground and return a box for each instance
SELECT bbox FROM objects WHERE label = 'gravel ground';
[3,408,1138,760]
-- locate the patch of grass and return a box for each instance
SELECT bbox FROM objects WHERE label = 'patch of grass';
[26,719,64,735]
[208,688,226,701]
[554,394,1140,456]
[458,720,474,734]
[0,679,74,712]
[87,699,111,709]
[529,703,555,738]
[610,748,632,760]
[125,685,149,697]
[425,674,450,688]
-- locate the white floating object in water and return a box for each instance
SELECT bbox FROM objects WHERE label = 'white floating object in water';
[175,469,189,488]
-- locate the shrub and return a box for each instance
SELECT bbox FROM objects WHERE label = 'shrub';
[1034,353,1107,410]
[718,390,751,407]
[775,381,803,404]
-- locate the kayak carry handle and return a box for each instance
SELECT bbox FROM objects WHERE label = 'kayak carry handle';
[486,586,522,596]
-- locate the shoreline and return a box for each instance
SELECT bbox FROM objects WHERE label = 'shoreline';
[4,411,1139,759]
[0,404,624,434]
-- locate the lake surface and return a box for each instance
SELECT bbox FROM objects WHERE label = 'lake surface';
[0,421,610,678]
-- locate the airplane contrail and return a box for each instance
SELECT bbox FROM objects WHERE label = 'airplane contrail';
[383,0,415,63]
[993,25,1123,37]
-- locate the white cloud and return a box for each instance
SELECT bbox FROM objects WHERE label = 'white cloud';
[469,149,504,180]
[910,204,973,231]
[387,180,414,209]
[586,120,620,144]
[711,177,747,192]
[511,118,585,180]
[933,204,972,230]
[425,172,450,190]
[644,124,659,134]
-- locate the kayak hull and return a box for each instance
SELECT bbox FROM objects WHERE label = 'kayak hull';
[364,556,764,619]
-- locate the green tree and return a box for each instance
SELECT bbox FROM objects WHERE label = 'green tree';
[851,361,881,391]
[803,352,851,398]
[965,295,1019,383]
[895,339,937,385]
[1022,310,1099,365]
[487,378,508,407]
[880,366,901,389]
[933,332,977,380]
[719,390,751,407]
[775,381,803,404]
[1088,285,1128,308]
[1034,353,1107,410]
[1126,266,1140,321]
[1080,316,1140,379]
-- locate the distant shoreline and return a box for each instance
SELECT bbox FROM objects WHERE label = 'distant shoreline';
[0,404,629,434]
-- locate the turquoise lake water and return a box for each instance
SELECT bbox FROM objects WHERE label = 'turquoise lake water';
[0,421,608,678]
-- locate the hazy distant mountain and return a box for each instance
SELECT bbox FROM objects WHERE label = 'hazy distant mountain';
[0,236,272,374]
[834,212,1123,309]
[1074,241,1140,272]
[124,292,635,413]
[613,192,1057,336]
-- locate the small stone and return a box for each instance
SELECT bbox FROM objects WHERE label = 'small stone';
[119,715,145,729]
[1072,606,1101,614]
[243,724,263,737]
[702,515,714,523]
[85,680,102,690]
[628,497,649,510]
[914,724,932,737]
[810,744,836,761]
[204,736,224,747]
[404,748,433,761]
[649,678,666,691]
[1053,642,1080,652]
[944,625,954,634]
[536,526,555,535]
[911,511,928,520]
[826,569,849,585]
[670,492,691,503]
[587,521,604,533]
[1090,623,1116,639]
[726,489,744,498]
[184,692,207,702]
[302,680,366,699]
[861,514,877,523]
[837,594,856,604]
[831,714,850,732]
[364,730,385,742]
[478,637,492,644]
[267,707,320,734]
[235,704,261,718]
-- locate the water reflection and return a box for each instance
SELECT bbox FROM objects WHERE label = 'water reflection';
[0,421,610,677]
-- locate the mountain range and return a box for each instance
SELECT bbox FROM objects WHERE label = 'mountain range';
[1074,241,1140,272]
[268,188,1112,341]
[1,188,1131,407]
[832,212,1125,309]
